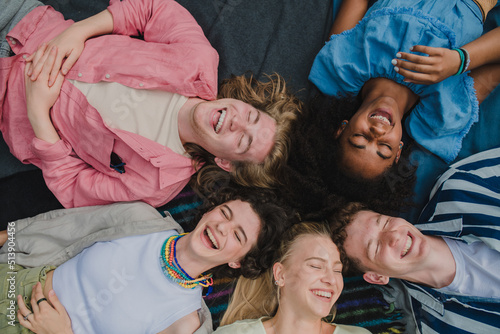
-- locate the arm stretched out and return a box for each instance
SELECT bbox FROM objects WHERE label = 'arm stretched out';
[393,27,500,85]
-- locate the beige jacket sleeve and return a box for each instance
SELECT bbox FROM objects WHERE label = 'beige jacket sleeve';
[0,201,182,267]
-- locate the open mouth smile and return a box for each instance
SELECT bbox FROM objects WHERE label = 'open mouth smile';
[204,228,219,249]
[370,110,393,126]
[311,289,333,300]
[401,233,413,258]
[213,109,227,134]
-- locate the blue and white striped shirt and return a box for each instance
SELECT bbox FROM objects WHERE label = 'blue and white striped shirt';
[404,147,500,333]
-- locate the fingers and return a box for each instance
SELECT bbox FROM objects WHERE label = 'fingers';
[27,43,49,79]
[27,44,61,86]
[47,289,66,314]
[393,66,431,85]
[30,283,43,315]
[391,45,462,85]
[17,295,31,319]
[48,47,74,86]
[52,71,66,92]
[395,51,434,66]
[17,295,35,331]
[17,311,35,331]
[61,50,79,75]
[408,45,445,56]
[43,47,59,87]
[25,61,32,78]
[27,46,58,88]
[393,57,434,74]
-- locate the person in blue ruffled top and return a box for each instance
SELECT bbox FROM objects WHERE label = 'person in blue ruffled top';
[309,0,500,182]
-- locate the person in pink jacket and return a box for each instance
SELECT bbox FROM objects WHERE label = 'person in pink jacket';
[0,0,301,209]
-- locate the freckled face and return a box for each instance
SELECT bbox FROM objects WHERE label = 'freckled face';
[190,98,276,164]
[337,96,403,179]
[277,235,344,319]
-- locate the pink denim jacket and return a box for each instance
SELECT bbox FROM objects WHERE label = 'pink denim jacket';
[0,0,219,208]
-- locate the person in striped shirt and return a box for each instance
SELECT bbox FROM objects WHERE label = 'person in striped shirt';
[330,147,500,333]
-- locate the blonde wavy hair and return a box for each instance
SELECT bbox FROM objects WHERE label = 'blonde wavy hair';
[186,73,302,190]
[220,222,338,326]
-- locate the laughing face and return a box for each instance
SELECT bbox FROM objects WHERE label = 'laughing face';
[189,98,277,169]
[187,200,261,269]
[336,96,404,180]
[275,235,343,319]
[343,210,430,284]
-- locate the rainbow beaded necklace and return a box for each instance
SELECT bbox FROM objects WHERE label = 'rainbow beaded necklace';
[159,233,213,289]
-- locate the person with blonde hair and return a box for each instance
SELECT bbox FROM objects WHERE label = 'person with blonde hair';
[0,0,301,213]
[214,222,370,334]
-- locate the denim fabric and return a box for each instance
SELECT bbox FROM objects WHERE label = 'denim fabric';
[310,0,485,163]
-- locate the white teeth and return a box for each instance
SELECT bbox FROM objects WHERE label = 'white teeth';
[215,109,226,133]
[370,114,390,125]
[313,290,332,298]
[402,235,412,257]
[206,229,219,249]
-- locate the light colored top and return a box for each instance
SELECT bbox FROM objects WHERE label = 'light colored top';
[213,317,371,334]
[310,0,483,163]
[0,201,213,334]
[438,237,500,298]
[53,229,202,334]
[70,80,188,156]
[0,0,218,208]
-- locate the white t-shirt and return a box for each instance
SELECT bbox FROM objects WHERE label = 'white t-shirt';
[438,237,500,298]
[70,80,188,156]
[213,317,371,334]
[53,230,202,333]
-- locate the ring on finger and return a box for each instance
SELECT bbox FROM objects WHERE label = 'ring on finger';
[36,297,47,305]
[23,312,33,321]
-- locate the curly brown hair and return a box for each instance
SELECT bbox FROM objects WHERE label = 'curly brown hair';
[193,184,298,279]
[187,73,302,190]
[329,202,369,276]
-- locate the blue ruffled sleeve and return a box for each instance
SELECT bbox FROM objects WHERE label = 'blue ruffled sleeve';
[309,7,480,163]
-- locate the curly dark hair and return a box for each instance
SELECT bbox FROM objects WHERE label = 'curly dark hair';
[193,184,298,279]
[329,202,369,276]
[278,94,417,220]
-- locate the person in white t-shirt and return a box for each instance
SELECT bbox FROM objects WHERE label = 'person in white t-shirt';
[7,187,293,334]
